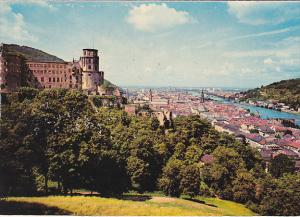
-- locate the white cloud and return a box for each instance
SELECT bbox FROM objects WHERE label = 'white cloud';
[264,58,273,65]
[230,27,298,41]
[227,2,300,25]
[0,0,55,43]
[0,2,37,42]
[126,3,192,32]
[10,0,55,10]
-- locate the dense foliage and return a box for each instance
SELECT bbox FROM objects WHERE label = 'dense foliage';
[0,88,299,215]
[240,78,300,110]
[1,43,64,62]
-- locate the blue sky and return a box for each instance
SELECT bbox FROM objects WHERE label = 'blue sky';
[0,1,299,88]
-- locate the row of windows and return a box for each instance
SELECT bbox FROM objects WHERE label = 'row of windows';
[84,65,97,70]
[32,70,71,74]
[83,51,96,56]
[46,84,77,88]
[28,63,68,69]
[39,76,73,83]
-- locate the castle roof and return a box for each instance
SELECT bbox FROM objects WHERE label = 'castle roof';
[83,48,98,51]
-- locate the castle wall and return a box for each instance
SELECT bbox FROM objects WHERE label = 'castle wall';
[0,53,23,92]
[26,61,80,89]
[1,47,105,94]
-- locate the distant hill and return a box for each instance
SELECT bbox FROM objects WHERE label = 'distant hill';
[1,43,65,63]
[240,78,300,110]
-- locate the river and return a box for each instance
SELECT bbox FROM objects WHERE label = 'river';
[208,95,300,126]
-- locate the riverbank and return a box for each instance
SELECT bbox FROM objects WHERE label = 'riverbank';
[208,95,300,126]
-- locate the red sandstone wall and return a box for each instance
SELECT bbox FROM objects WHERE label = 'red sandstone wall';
[26,61,80,89]
[0,54,23,92]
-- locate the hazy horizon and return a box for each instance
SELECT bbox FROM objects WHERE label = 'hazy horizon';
[1,1,299,88]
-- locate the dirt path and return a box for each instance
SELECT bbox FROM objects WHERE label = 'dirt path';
[149,196,177,203]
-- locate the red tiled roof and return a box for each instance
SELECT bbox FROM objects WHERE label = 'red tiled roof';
[286,141,300,149]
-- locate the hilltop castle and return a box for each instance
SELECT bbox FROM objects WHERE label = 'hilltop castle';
[0,44,121,97]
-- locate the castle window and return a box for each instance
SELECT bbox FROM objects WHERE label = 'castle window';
[49,77,51,82]
[57,77,59,82]
[41,77,44,82]
[69,75,72,80]
[88,59,91,64]
[88,65,91,69]
[53,77,55,82]
[69,84,72,88]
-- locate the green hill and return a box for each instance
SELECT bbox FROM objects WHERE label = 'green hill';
[1,196,255,216]
[241,78,300,110]
[0,43,65,62]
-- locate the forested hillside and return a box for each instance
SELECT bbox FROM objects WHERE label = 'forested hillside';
[240,78,300,110]
[1,43,65,62]
[0,88,299,215]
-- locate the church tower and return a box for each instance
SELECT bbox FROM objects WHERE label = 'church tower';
[200,89,205,103]
[80,49,104,93]
[149,89,153,102]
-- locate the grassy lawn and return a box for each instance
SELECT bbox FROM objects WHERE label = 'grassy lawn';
[1,195,255,216]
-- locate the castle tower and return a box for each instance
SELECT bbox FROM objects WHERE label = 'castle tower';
[80,49,104,93]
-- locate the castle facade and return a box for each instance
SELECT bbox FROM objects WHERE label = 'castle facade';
[0,45,106,95]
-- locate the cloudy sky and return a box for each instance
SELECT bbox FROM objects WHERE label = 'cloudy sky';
[0,1,299,88]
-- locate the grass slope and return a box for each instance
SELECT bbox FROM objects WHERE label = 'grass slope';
[2,196,255,216]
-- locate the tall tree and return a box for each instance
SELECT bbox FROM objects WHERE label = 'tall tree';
[269,154,295,178]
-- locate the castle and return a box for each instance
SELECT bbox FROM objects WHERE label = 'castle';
[0,44,121,97]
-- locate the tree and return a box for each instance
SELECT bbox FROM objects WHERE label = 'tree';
[159,159,183,197]
[0,97,38,196]
[232,169,256,203]
[260,173,300,215]
[77,115,129,196]
[202,146,245,199]
[184,145,203,164]
[180,163,201,197]
[269,154,295,178]
[126,156,151,192]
